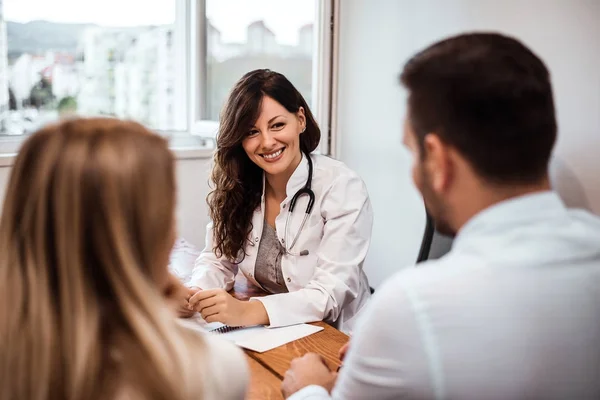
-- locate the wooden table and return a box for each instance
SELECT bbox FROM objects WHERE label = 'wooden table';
[231,275,348,399]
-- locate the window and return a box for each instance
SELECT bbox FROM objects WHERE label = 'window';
[204,0,316,121]
[195,0,334,154]
[1,0,188,139]
[1,0,335,154]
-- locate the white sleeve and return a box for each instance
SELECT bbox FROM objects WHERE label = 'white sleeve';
[188,221,238,290]
[288,385,332,400]
[168,237,201,285]
[252,173,373,328]
[330,271,434,400]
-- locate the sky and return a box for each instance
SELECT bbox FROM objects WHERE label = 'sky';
[4,0,316,45]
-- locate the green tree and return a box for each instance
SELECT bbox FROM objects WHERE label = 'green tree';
[57,96,78,116]
[29,77,55,109]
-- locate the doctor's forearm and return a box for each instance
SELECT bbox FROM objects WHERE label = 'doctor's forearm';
[245,300,270,326]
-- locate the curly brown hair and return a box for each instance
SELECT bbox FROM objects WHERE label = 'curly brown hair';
[208,69,320,261]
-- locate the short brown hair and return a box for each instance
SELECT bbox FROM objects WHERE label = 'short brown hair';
[400,32,557,184]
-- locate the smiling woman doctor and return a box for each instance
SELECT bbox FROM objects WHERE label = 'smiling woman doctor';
[186,69,373,333]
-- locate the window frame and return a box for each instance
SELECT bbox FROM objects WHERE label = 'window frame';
[0,0,338,158]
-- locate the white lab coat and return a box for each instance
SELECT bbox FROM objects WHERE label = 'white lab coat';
[188,153,373,333]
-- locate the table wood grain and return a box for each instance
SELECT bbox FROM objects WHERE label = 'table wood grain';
[232,274,348,373]
[246,355,284,400]
[246,321,346,378]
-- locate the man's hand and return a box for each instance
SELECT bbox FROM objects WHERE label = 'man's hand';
[281,353,338,398]
[338,341,350,362]
[188,288,268,326]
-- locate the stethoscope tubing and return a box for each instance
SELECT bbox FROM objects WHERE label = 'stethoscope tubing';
[283,151,315,256]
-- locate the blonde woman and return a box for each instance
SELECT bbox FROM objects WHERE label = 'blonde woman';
[0,118,248,400]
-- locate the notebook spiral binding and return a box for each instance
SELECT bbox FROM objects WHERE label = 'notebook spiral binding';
[211,325,244,334]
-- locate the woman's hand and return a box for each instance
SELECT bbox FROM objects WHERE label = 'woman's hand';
[163,274,194,317]
[188,288,269,326]
[176,286,201,318]
[173,287,201,318]
[162,275,201,318]
[177,297,195,318]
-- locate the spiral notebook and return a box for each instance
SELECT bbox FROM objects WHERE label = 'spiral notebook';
[178,314,323,353]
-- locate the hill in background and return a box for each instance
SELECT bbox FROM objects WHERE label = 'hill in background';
[7,20,94,58]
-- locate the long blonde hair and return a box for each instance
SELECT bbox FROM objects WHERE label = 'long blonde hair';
[0,118,204,399]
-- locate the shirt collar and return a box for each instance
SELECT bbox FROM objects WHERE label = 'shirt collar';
[453,191,566,249]
[260,152,311,200]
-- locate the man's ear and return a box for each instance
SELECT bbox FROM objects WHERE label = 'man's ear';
[423,133,453,193]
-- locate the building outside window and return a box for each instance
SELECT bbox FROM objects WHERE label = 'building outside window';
[1,0,331,154]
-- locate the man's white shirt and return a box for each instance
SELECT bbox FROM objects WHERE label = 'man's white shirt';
[290,192,600,400]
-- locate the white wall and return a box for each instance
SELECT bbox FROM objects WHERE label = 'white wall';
[174,158,213,247]
[336,0,600,287]
[0,157,213,248]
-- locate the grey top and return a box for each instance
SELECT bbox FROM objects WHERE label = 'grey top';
[254,221,289,294]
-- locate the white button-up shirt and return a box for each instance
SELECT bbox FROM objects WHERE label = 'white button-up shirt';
[189,153,373,333]
[291,192,600,400]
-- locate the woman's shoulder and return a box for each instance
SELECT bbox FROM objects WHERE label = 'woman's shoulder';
[201,331,247,363]
[312,153,368,192]
[312,153,364,182]
[180,327,249,399]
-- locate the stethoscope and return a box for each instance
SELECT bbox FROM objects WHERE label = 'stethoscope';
[283,150,315,257]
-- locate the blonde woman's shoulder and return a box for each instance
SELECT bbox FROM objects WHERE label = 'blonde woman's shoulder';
[203,334,249,399]
[180,326,249,400]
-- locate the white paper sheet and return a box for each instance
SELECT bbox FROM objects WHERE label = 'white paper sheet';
[177,314,324,353]
[233,324,324,353]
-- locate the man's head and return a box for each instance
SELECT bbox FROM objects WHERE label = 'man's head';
[400,32,557,236]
